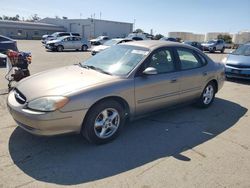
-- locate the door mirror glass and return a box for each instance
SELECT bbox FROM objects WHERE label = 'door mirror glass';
[143,67,158,75]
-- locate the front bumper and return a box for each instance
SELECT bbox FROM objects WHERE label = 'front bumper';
[45,44,57,50]
[225,65,250,79]
[7,90,88,136]
[202,46,214,51]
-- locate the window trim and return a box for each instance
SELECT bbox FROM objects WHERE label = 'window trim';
[135,47,178,77]
[174,47,207,71]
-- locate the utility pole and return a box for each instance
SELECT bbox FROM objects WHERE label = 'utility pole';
[133,19,136,32]
[100,12,102,20]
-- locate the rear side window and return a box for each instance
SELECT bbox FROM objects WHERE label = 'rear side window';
[59,33,70,37]
[177,48,203,70]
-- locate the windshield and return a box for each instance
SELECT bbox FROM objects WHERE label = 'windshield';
[103,39,120,46]
[96,36,104,40]
[81,45,149,76]
[232,45,250,56]
[207,40,216,44]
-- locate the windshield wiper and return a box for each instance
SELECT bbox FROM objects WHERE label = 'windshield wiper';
[81,64,112,75]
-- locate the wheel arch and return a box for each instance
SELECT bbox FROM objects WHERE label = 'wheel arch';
[208,79,218,93]
[81,96,130,130]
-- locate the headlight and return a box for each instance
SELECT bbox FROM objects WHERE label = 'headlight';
[27,96,69,112]
[222,57,228,63]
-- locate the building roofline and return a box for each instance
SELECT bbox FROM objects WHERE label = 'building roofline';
[40,17,133,25]
[0,20,64,27]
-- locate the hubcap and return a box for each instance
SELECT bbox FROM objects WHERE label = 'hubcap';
[203,85,214,105]
[94,108,120,139]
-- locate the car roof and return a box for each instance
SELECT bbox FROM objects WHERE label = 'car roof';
[121,40,191,50]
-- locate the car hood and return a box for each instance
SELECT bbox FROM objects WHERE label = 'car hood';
[201,43,214,46]
[90,39,100,42]
[92,45,109,52]
[226,54,250,66]
[16,65,116,101]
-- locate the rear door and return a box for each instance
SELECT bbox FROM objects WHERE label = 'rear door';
[175,47,208,102]
[134,47,181,115]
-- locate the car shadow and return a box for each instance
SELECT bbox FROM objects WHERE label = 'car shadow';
[8,98,247,185]
[226,77,250,85]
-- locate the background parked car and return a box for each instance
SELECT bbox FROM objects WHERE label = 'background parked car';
[91,38,133,55]
[160,37,181,42]
[90,36,110,45]
[127,33,152,40]
[45,36,90,52]
[201,39,225,53]
[0,35,18,66]
[223,43,250,79]
[183,41,203,50]
[42,32,80,44]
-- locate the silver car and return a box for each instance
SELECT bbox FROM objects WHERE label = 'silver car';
[46,36,90,52]
[7,41,225,144]
[91,38,133,55]
[223,43,250,79]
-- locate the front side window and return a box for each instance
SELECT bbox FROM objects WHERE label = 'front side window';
[177,49,202,70]
[147,49,175,74]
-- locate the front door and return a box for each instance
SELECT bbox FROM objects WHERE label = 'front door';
[134,48,180,115]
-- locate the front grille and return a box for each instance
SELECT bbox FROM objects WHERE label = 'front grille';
[226,72,250,77]
[14,89,26,104]
[226,63,250,69]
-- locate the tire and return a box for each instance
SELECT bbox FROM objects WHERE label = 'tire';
[82,100,126,144]
[221,47,225,53]
[81,45,88,51]
[196,82,216,108]
[57,45,64,52]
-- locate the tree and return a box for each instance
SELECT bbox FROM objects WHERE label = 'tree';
[26,14,41,22]
[154,34,164,40]
[0,17,2,20]
[134,28,144,33]
[217,34,232,44]
[2,14,20,21]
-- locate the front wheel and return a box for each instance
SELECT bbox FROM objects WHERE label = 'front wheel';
[57,45,64,52]
[81,45,88,51]
[196,82,216,108]
[82,100,126,144]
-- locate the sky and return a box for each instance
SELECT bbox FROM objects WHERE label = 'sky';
[1,0,250,36]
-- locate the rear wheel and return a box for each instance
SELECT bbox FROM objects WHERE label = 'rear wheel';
[57,45,64,52]
[196,82,216,108]
[82,100,126,144]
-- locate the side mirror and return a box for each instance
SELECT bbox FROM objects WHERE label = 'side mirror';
[142,67,158,75]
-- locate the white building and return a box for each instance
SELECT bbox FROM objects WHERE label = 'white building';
[233,31,250,44]
[168,32,205,42]
[40,18,133,40]
[0,20,65,39]
[205,32,233,41]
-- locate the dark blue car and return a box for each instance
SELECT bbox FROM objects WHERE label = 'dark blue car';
[0,35,18,66]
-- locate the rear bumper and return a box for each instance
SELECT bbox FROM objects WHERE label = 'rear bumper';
[7,90,88,136]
